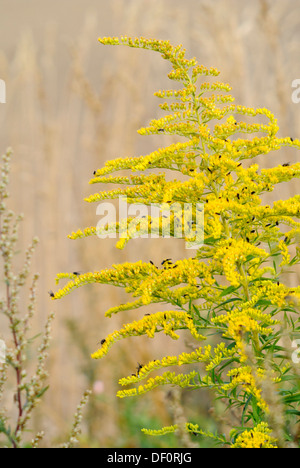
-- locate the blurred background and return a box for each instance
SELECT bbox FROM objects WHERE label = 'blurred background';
[0,0,300,447]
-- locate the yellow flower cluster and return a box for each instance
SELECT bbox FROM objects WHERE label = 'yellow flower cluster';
[142,425,177,436]
[118,344,228,385]
[117,370,199,398]
[142,422,226,445]
[53,258,215,315]
[223,366,268,411]
[91,311,205,360]
[213,239,268,287]
[231,423,278,448]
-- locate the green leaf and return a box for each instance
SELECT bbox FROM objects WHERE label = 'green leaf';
[215,298,243,310]
[36,385,49,399]
[255,299,272,307]
[0,419,7,434]
[286,409,300,417]
[241,394,253,426]
[219,285,239,297]
[282,392,300,404]
[250,397,261,423]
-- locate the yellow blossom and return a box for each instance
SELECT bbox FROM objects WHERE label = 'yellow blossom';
[231,423,278,448]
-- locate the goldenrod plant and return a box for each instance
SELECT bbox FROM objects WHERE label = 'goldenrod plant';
[53,37,300,448]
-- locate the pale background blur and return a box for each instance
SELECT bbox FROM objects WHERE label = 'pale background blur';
[0,0,300,447]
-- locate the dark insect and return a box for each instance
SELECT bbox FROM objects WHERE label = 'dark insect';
[73,271,81,276]
[161,258,172,265]
[157,128,165,132]
[136,363,144,375]
[98,338,106,346]
[282,162,290,167]
[48,290,55,298]
[290,137,294,141]
[93,170,97,175]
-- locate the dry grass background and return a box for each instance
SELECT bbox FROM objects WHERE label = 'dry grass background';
[0,0,300,447]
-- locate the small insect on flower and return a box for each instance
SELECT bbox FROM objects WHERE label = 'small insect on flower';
[161,258,172,266]
[136,363,144,375]
[98,338,106,346]
[282,162,290,167]
[73,271,82,276]
[157,128,165,132]
[162,258,173,269]
[48,290,55,298]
